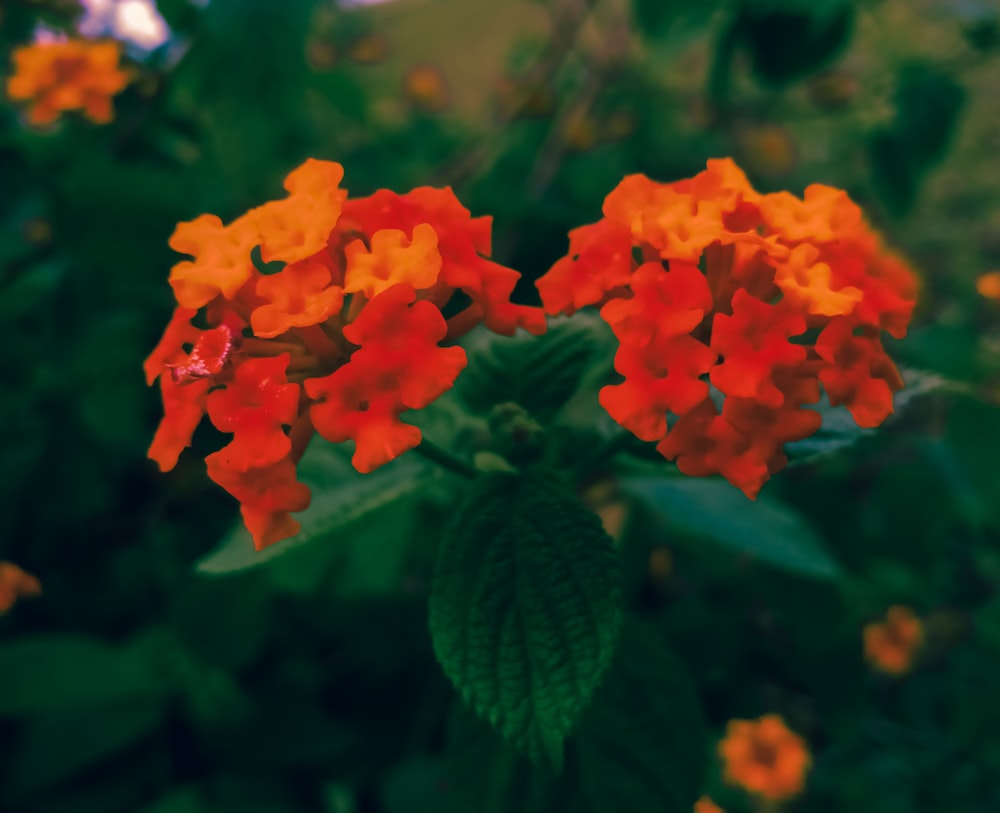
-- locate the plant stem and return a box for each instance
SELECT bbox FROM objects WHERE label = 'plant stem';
[415,438,479,479]
[578,431,637,475]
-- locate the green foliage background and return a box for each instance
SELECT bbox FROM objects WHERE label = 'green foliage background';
[1,0,1000,811]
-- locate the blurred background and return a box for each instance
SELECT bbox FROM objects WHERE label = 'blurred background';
[1,0,999,810]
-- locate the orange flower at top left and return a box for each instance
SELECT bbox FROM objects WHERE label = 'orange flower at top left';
[6,39,129,126]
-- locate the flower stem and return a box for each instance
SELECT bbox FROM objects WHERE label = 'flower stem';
[415,438,479,479]
[578,431,637,475]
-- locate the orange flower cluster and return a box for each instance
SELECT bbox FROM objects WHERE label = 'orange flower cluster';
[6,39,129,126]
[146,158,544,549]
[0,562,42,614]
[863,605,923,675]
[536,159,917,497]
[718,714,811,801]
[694,795,724,813]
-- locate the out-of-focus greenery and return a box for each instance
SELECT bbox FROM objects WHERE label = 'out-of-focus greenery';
[1,0,999,811]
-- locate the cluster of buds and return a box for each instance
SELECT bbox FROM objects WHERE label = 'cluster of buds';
[145,159,544,549]
[536,158,918,497]
[5,38,130,125]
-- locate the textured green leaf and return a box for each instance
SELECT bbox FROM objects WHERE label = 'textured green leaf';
[457,314,616,423]
[622,476,841,579]
[0,636,167,716]
[429,470,624,768]
[443,618,706,812]
[196,439,432,575]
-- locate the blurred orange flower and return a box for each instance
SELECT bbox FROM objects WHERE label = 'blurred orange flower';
[864,605,924,675]
[0,563,42,614]
[718,714,811,801]
[739,123,798,176]
[694,795,724,813]
[536,158,917,498]
[6,39,129,126]
[403,65,449,112]
[146,159,544,550]
[977,271,1000,301]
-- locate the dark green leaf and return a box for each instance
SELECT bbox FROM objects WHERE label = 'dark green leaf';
[892,63,965,168]
[443,618,706,812]
[785,368,959,464]
[457,313,616,423]
[141,788,213,813]
[869,63,965,214]
[0,636,166,716]
[621,476,841,579]
[868,128,919,216]
[571,619,706,810]
[632,0,722,43]
[738,1,855,86]
[429,470,624,768]
[11,699,165,797]
[196,439,433,575]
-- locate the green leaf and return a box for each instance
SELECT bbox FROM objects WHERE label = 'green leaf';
[868,128,919,216]
[457,314,616,423]
[141,788,213,813]
[892,63,965,168]
[443,618,706,812]
[0,636,166,716]
[195,438,433,576]
[573,620,707,810]
[632,0,722,43]
[429,470,624,768]
[785,367,960,464]
[10,699,165,798]
[737,0,855,87]
[621,476,841,579]
[869,63,965,214]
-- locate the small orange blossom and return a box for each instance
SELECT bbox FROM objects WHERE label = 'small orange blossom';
[864,605,924,675]
[718,714,811,801]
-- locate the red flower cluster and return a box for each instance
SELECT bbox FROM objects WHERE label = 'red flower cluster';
[536,159,917,497]
[146,159,544,549]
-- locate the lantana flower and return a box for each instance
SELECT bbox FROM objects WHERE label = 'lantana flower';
[0,563,42,614]
[535,158,918,497]
[145,158,544,550]
[5,38,130,126]
[863,605,924,675]
[977,271,1000,302]
[718,714,811,801]
[694,796,724,813]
